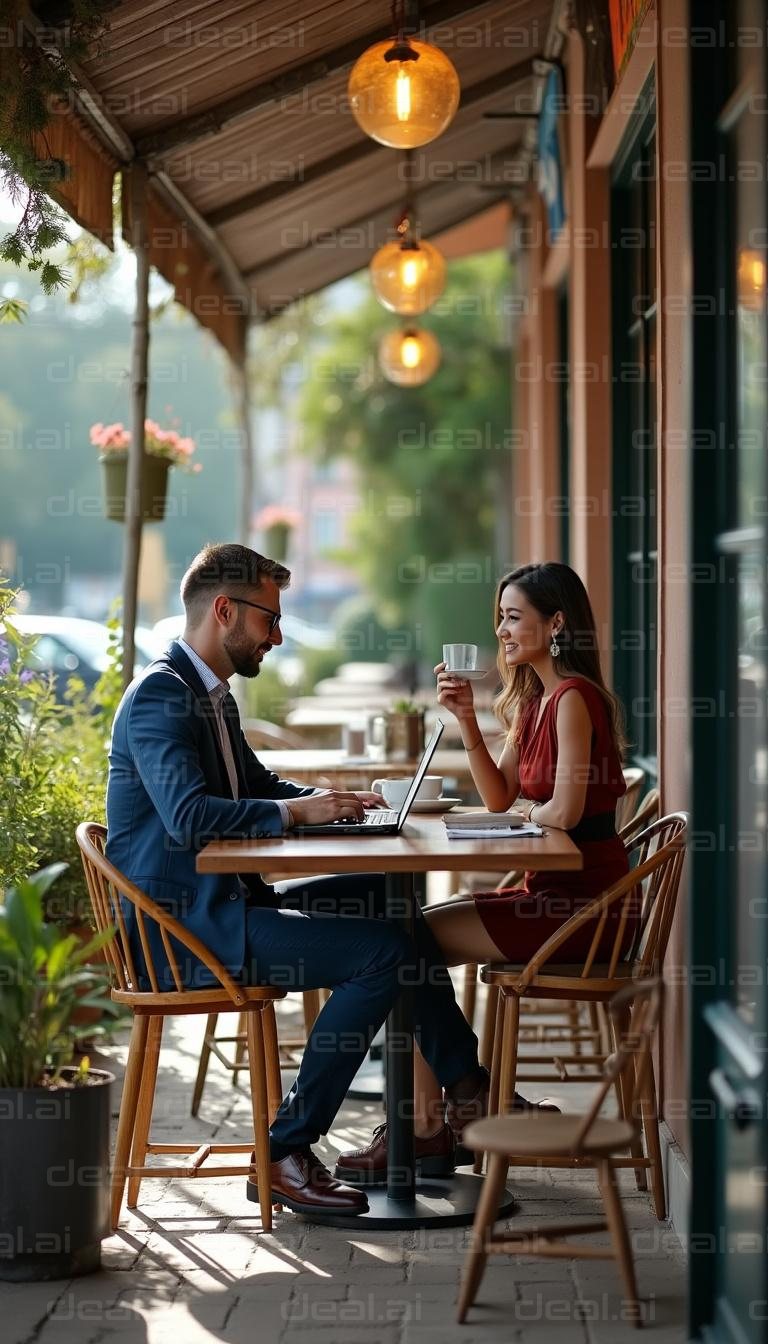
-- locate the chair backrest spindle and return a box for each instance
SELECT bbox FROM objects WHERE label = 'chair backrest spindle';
[572,978,663,1152]
[76,822,247,1005]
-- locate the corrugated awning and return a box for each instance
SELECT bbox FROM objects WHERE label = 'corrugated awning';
[27,0,554,350]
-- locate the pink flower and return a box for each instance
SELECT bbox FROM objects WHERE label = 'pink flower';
[254,504,302,530]
[90,416,201,472]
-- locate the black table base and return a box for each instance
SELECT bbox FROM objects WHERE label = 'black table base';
[292,1172,517,1230]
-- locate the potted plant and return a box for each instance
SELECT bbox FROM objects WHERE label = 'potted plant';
[0,583,114,931]
[385,698,425,761]
[91,417,202,522]
[0,864,118,1281]
[254,504,302,562]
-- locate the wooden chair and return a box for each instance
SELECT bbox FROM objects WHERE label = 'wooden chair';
[191,988,330,1116]
[474,785,660,1069]
[242,718,308,750]
[618,786,659,846]
[458,978,663,1326]
[475,813,688,1220]
[76,823,286,1232]
[464,767,646,1038]
[615,766,645,832]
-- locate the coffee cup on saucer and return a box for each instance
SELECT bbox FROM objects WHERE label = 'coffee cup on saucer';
[442,643,478,673]
[372,776,444,808]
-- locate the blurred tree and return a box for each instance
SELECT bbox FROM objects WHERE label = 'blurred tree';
[298,252,514,662]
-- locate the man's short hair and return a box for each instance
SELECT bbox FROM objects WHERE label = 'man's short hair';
[180,543,290,625]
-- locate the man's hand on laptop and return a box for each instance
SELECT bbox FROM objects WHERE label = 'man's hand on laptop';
[285,791,369,827]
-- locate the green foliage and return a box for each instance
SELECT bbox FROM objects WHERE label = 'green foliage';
[64,231,114,304]
[0,0,107,294]
[0,864,118,1089]
[391,698,419,714]
[298,255,513,663]
[0,579,63,888]
[0,579,122,927]
[0,296,28,323]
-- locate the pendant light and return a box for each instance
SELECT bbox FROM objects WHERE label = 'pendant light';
[371,238,446,313]
[371,160,447,314]
[348,3,460,149]
[379,325,441,386]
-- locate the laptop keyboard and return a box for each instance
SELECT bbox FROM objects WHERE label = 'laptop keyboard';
[362,809,399,826]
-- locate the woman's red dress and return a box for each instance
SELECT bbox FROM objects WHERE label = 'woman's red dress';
[474,676,635,963]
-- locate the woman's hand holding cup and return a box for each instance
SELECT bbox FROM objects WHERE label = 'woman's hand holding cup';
[434,660,476,720]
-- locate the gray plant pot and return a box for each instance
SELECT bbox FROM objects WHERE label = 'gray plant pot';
[0,1067,113,1281]
[100,452,169,522]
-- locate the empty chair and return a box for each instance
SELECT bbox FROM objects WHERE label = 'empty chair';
[458,977,663,1326]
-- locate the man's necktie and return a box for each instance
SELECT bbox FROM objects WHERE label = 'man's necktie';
[210,684,239,801]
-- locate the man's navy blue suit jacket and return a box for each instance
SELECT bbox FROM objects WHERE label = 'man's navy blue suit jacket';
[106,640,314,988]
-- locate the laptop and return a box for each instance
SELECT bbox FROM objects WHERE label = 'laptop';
[292,719,444,836]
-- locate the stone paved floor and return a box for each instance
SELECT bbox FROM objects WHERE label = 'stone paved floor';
[6,986,688,1344]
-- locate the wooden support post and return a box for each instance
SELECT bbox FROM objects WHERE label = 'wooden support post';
[122,161,151,690]
[237,323,254,545]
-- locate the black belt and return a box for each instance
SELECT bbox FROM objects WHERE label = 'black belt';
[566,811,617,843]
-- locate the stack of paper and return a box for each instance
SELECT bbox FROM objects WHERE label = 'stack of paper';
[444,817,544,840]
[444,811,527,829]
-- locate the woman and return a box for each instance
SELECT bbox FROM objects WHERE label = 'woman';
[336,562,632,1183]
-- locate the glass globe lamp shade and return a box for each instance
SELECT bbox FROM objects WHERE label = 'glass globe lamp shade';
[348,38,460,149]
[371,239,446,314]
[379,326,441,386]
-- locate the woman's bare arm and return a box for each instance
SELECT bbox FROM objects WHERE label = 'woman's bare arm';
[435,662,519,811]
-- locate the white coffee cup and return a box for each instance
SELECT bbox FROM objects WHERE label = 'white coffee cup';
[443,643,478,672]
[372,776,444,807]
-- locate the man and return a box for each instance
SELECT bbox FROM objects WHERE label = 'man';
[107,543,486,1217]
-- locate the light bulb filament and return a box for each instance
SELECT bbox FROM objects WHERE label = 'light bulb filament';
[401,336,421,368]
[396,68,412,121]
[402,258,419,289]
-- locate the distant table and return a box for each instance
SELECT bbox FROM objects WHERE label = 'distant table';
[251,747,503,795]
[284,703,501,746]
[198,816,582,1229]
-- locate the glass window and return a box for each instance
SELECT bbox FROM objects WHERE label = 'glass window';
[612,110,658,772]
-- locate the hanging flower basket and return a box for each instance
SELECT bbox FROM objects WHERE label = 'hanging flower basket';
[99,452,170,523]
[264,521,290,561]
[91,418,201,524]
[254,505,302,562]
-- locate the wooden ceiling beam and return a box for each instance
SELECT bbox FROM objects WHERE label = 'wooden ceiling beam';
[205,58,538,229]
[241,155,523,281]
[135,0,531,159]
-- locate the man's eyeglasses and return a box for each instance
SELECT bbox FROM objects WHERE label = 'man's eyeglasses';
[230,597,281,635]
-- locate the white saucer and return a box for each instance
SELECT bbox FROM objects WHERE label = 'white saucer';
[443,668,488,681]
[410,797,462,814]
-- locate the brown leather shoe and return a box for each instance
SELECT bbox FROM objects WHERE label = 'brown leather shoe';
[248,1150,369,1215]
[446,1071,561,1145]
[445,1070,491,1144]
[334,1122,455,1186]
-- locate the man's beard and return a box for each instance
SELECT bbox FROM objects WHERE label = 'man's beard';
[223,617,270,678]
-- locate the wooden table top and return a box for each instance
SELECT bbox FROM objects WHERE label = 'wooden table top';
[196,815,583,877]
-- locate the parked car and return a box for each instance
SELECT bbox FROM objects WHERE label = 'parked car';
[4,615,155,700]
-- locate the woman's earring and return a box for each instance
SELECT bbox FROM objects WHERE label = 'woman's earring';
[550,631,560,658]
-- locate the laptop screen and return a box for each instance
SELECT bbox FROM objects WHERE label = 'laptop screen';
[394,719,445,830]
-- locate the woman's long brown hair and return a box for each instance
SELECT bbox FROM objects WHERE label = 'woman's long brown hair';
[492,562,628,760]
